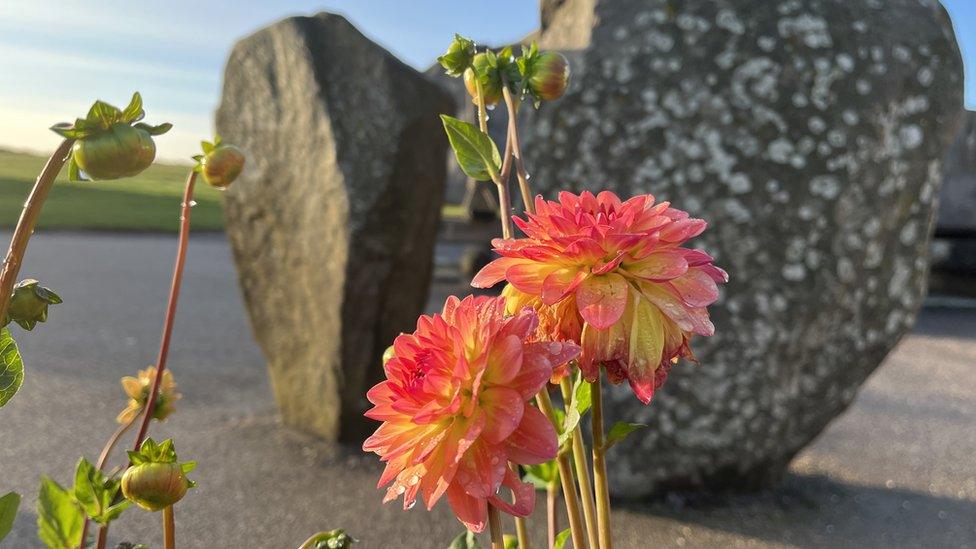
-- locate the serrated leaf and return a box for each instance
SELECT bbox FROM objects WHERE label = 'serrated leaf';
[37,476,83,549]
[604,422,647,451]
[0,492,20,542]
[72,457,126,525]
[553,528,571,549]
[447,530,481,549]
[135,122,172,136]
[121,92,144,123]
[0,328,25,408]
[72,459,99,518]
[440,115,500,181]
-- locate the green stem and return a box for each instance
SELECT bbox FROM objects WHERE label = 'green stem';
[560,379,600,549]
[500,77,534,213]
[547,483,558,549]
[488,504,504,549]
[536,391,587,549]
[591,377,612,549]
[515,514,531,549]
[0,139,73,321]
[163,505,175,549]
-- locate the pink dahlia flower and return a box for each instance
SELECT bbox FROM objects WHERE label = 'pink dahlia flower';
[363,295,580,532]
[473,191,727,404]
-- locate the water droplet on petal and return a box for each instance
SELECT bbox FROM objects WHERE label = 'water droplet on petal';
[406,500,417,510]
[396,484,406,495]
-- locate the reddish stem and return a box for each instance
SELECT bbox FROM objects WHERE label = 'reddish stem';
[131,170,197,450]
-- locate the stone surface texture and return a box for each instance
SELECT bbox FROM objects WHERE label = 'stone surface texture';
[216,12,453,441]
[525,0,964,495]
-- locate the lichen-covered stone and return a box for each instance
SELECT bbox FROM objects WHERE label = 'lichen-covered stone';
[526,0,963,495]
[216,13,453,441]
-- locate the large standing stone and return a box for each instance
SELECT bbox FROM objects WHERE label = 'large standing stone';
[525,0,963,495]
[216,13,453,441]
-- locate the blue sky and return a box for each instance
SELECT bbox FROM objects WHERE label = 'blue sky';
[0,1,972,161]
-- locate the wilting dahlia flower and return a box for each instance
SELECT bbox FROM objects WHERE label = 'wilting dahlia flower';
[473,191,727,404]
[363,295,580,532]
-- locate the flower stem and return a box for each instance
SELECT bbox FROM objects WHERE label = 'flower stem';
[536,391,587,549]
[79,416,137,547]
[487,504,504,549]
[560,379,599,549]
[95,525,108,549]
[546,482,558,549]
[500,78,533,212]
[515,514,530,549]
[163,505,176,549]
[591,376,612,549]
[0,139,73,321]
[131,170,197,451]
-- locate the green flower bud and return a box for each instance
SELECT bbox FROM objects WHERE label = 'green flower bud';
[437,34,476,78]
[121,462,187,511]
[463,52,504,106]
[122,438,195,512]
[526,51,571,101]
[194,136,245,189]
[301,529,357,549]
[6,279,62,330]
[51,92,172,182]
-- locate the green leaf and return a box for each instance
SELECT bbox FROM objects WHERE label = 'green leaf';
[37,476,83,549]
[440,115,500,181]
[604,422,647,451]
[0,492,20,542]
[558,372,592,447]
[135,122,172,136]
[49,123,90,139]
[72,457,128,525]
[503,534,518,549]
[447,530,481,548]
[201,140,215,154]
[67,157,83,182]
[86,100,122,127]
[121,92,144,123]
[0,328,25,408]
[522,460,558,490]
[553,528,571,549]
[437,34,476,77]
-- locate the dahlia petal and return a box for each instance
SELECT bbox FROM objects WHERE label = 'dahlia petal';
[455,441,507,498]
[659,218,707,242]
[627,250,689,281]
[506,262,559,295]
[489,467,536,518]
[447,482,488,533]
[486,334,524,385]
[640,282,714,336]
[627,358,675,405]
[480,387,525,444]
[542,268,587,305]
[669,268,719,307]
[576,273,629,329]
[626,295,666,393]
[579,311,629,382]
[504,404,558,465]
[510,351,554,398]
[472,257,520,288]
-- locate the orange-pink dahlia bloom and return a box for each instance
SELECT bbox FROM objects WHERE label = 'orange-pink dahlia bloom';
[363,295,580,532]
[473,191,728,404]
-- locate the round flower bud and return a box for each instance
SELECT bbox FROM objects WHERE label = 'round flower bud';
[526,52,571,101]
[201,144,245,189]
[463,53,503,106]
[437,34,476,78]
[121,462,188,511]
[73,123,156,180]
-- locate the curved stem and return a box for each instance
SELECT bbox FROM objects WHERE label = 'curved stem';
[0,139,73,319]
[163,505,175,549]
[546,483,558,549]
[591,377,612,549]
[560,379,599,549]
[488,504,504,549]
[536,391,587,549]
[131,170,197,451]
[500,80,534,213]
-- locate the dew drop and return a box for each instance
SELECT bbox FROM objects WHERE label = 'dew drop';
[396,484,406,495]
[486,104,496,111]
[408,475,420,486]
[406,500,417,510]
[188,200,198,207]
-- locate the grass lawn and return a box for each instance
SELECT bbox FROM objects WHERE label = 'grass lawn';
[0,149,225,232]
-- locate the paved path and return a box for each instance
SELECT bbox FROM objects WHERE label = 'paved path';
[1,232,974,548]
